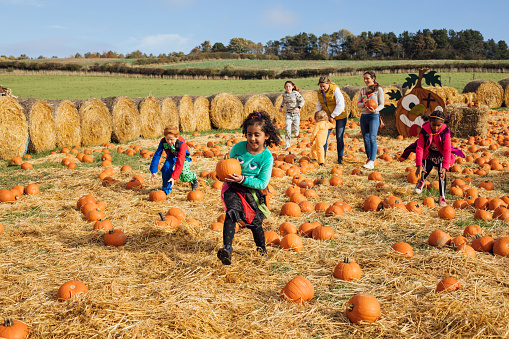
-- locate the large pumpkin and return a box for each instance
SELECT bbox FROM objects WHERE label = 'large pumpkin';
[345,294,381,324]
[215,158,242,182]
[396,69,445,137]
[279,276,314,303]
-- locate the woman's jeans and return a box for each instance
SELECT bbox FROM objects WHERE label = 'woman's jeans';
[360,113,379,161]
[324,118,347,159]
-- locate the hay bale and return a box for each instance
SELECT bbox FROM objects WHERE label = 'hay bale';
[445,103,488,138]
[177,95,196,132]
[300,90,318,121]
[193,96,211,131]
[378,110,398,137]
[0,97,28,159]
[208,93,243,130]
[462,80,503,107]
[238,94,275,121]
[136,96,162,138]
[103,97,140,144]
[498,78,509,107]
[340,89,352,118]
[423,86,447,104]
[349,90,362,118]
[442,86,459,102]
[269,93,285,124]
[383,85,402,107]
[18,99,56,153]
[341,85,361,99]
[48,100,81,148]
[161,97,179,127]
[76,98,112,147]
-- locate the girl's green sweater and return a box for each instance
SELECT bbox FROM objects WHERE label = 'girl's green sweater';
[229,141,273,190]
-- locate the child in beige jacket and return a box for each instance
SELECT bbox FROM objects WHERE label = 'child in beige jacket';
[310,110,335,166]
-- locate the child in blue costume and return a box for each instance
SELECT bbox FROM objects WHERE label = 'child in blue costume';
[150,125,198,194]
[217,111,282,265]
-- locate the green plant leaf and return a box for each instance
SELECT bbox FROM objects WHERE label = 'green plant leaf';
[402,74,419,89]
[380,104,396,115]
[423,71,442,87]
[387,89,402,101]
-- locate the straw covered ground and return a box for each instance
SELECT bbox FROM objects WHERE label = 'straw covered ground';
[1,110,509,338]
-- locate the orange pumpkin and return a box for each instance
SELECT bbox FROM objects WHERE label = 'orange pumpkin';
[149,190,167,202]
[264,231,280,246]
[311,226,335,240]
[280,234,303,252]
[187,190,204,201]
[345,294,381,324]
[436,277,461,293]
[471,235,494,252]
[492,237,509,257]
[279,276,314,303]
[364,195,382,211]
[279,222,297,236]
[333,257,361,281]
[428,229,451,247]
[391,242,413,257]
[0,318,29,339]
[24,184,39,195]
[280,202,301,217]
[104,229,127,247]
[57,280,88,301]
[216,158,242,181]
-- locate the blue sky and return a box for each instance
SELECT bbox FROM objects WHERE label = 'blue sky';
[1,0,507,58]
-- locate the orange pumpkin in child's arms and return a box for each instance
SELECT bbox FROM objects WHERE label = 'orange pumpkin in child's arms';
[216,158,242,182]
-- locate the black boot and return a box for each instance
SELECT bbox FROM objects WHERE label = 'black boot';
[337,156,343,165]
[190,178,198,190]
[217,246,232,265]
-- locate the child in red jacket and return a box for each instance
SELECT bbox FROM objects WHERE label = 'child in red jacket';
[150,125,198,194]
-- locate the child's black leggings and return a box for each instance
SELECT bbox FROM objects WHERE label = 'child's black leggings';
[223,214,266,252]
[422,158,446,197]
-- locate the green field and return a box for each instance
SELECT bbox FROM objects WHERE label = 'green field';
[1,71,508,100]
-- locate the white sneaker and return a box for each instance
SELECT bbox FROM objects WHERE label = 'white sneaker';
[363,161,374,169]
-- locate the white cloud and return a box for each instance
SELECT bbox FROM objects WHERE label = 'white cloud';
[260,6,298,27]
[6,0,44,7]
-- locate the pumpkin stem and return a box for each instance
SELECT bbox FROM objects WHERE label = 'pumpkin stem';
[108,230,115,234]
[344,257,351,264]
[451,241,456,251]
[158,212,165,221]
[4,318,13,327]
[475,234,481,239]
[346,303,354,312]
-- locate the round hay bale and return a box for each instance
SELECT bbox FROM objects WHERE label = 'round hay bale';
[50,100,81,148]
[349,89,362,118]
[208,93,243,130]
[238,94,275,120]
[76,98,112,147]
[341,85,361,99]
[300,90,318,121]
[423,86,447,105]
[462,80,503,107]
[272,93,285,124]
[445,102,488,138]
[161,97,179,127]
[103,97,140,144]
[137,96,162,138]
[498,78,509,107]
[442,86,459,102]
[340,89,352,118]
[193,96,211,131]
[177,95,196,132]
[0,97,28,159]
[19,99,56,153]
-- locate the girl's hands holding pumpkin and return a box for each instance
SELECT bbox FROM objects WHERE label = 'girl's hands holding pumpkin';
[225,173,243,183]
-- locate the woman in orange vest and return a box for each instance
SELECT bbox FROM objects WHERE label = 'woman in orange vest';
[316,76,346,164]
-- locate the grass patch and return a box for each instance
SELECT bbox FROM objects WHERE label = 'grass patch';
[1,207,49,224]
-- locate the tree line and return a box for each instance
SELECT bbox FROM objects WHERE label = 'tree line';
[1,28,507,62]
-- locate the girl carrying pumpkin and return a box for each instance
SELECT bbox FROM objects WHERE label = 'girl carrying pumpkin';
[400,110,465,206]
[310,110,335,166]
[217,111,282,265]
[150,125,198,194]
[279,80,305,150]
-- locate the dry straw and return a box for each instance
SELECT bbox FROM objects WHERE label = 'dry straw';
[208,93,243,130]
[238,94,276,121]
[463,80,504,107]
[103,97,140,144]
[270,93,285,124]
[161,97,179,128]
[48,100,81,148]
[137,96,162,138]
[0,96,28,159]
[340,89,352,119]
[18,99,56,153]
[177,95,196,132]
[445,102,488,138]
[76,98,112,146]
[498,78,509,107]
[193,96,211,131]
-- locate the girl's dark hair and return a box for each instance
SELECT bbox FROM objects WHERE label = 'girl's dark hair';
[242,111,282,147]
[423,109,450,124]
[364,71,381,94]
[285,80,299,92]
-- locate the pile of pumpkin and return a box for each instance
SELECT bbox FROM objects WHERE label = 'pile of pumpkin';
[0,183,39,203]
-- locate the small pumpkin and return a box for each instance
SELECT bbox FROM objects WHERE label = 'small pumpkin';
[104,229,127,247]
[391,242,413,257]
[311,225,335,240]
[57,280,89,301]
[279,222,297,236]
[454,243,476,258]
[24,184,39,195]
[367,171,383,181]
[166,207,186,221]
[474,209,492,222]
[0,318,29,339]
[298,222,318,238]
[149,190,167,202]
[333,257,361,281]
[422,197,435,207]
[438,206,455,220]
[216,158,242,181]
[325,205,343,217]
[436,277,461,293]
[471,235,495,252]
[280,202,301,217]
[187,190,204,201]
[264,231,280,246]
[363,195,382,211]
[405,201,422,214]
[463,224,482,238]
[93,219,113,231]
[492,237,509,257]
[280,234,303,252]
[345,294,381,324]
[428,229,451,247]
[279,276,314,303]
